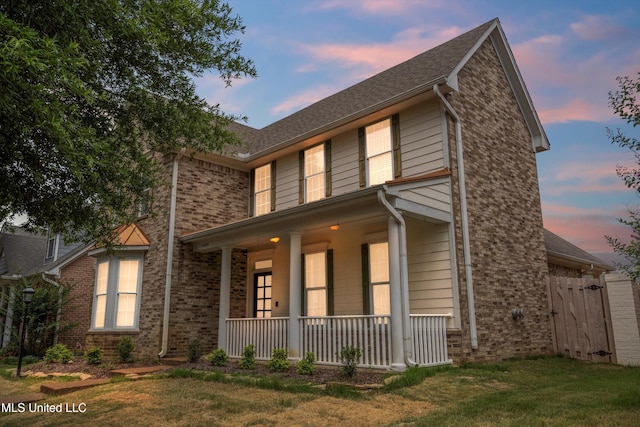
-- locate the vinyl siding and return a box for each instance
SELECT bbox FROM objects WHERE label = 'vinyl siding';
[275,152,299,211]
[400,102,444,177]
[331,129,360,196]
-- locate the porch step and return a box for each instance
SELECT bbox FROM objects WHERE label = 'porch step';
[159,357,188,366]
[40,378,110,395]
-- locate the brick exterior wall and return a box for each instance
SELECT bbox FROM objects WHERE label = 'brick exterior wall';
[446,40,553,361]
[548,262,582,278]
[57,254,95,352]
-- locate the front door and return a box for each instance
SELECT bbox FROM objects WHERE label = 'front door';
[254,272,272,318]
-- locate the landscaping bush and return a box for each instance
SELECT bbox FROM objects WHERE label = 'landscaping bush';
[187,339,204,363]
[206,348,229,366]
[238,344,256,370]
[339,345,361,377]
[267,348,289,372]
[117,336,134,363]
[296,352,316,375]
[44,343,73,364]
[85,347,103,365]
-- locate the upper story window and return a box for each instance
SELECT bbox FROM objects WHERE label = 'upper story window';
[92,254,144,330]
[304,144,325,202]
[253,163,273,216]
[299,141,331,204]
[359,114,401,187]
[45,235,57,260]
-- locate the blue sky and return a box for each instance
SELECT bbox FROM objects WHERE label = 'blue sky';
[197,0,640,255]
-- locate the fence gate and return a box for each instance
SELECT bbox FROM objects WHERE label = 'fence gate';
[548,276,616,363]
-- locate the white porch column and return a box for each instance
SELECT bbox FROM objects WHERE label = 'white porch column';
[388,216,407,371]
[288,232,302,359]
[217,246,232,351]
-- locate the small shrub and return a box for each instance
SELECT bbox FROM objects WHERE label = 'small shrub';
[44,344,73,364]
[117,336,134,363]
[206,349,229,366]
[296,352,316,375]
[238,344,256,370]
[187,339,204,363]
[85,347,103,365]
[267,348,289,372]
[339,345,361,377]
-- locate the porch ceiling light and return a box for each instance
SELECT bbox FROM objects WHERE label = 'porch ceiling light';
[269,237,280,243]
[329,224,340,231]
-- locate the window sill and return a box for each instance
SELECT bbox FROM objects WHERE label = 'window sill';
[87,329,140,335]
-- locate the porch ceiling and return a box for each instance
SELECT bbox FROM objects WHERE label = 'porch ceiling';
[181,181,451,253]
[181,187,388,252]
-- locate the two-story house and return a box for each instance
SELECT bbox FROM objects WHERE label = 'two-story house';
[46,18,553,369]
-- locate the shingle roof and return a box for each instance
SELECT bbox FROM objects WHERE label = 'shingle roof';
[240,19,497,157]
[544,229,612,271]
[0,227,47,277]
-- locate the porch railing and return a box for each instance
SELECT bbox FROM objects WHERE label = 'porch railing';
[410,314,452,366]
[226,317,289,359]
[225,314,451,368]
[300,315,392,368]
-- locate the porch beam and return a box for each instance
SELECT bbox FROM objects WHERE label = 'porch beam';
[217,246,232,351]
[388,216,406,371]
[288,232,302,359]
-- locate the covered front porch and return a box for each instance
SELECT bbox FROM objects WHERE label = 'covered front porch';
[181,179,457,370]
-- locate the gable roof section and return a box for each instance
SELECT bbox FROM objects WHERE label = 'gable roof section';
[0,227,47,279]
[544,229,612,273]
[235,18,548,160]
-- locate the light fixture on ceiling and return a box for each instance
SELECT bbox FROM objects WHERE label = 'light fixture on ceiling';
[329,224,340,231]
[269,236,280,243]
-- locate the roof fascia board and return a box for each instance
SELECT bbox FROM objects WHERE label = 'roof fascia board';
[488,25,550,152]
[447,19,550,153]
[547,251,611,272]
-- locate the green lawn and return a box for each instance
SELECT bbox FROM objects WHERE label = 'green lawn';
[1,356,638,426]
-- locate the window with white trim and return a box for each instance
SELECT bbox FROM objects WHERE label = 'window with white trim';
[92,255,143,330]
[304,144,325,202]
[366,119,393,186]
[304,252,327,316]
[369,242,390,315]
[254,164,271,216]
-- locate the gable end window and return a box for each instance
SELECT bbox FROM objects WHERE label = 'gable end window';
[359,115,401,187]
[92,254,144,330]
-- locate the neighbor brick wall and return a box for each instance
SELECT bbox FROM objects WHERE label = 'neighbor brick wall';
[446,39,553,361]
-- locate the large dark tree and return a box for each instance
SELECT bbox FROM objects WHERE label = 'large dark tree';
[0,0,256,244]
[606,73,640,279]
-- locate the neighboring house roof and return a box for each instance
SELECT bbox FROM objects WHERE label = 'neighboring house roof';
[544,229,613,274]
[0,226,47,279]
[227,18,548,160]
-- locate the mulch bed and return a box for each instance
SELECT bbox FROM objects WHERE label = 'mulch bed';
[22,358,390,385]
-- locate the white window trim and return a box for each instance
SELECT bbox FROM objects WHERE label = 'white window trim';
[90,253,144,331]
[254,163,271,216]
[368,241,391,316]
[304,251,328,317]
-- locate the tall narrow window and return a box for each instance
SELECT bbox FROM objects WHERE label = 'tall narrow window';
[254,164,271,216]
[369,242,391,315]
[304,252,327,316]
[304,144,325,202]
[254,273,272,318]
[91,255,143,330]
[366,119,393,186]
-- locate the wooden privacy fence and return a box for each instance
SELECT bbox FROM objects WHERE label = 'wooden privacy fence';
[226,314,451,368]
[548,276,615,363]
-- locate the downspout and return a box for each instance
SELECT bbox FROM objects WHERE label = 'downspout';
[158,150,182,358]
[42,273,62,345]
[434,84,478,349]
[377,189,416,367]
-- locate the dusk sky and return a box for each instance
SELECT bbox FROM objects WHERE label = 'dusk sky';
[196,0,640,257]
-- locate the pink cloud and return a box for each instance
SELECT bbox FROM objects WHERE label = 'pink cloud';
[270,85,338,116]
[542,202,631,252]
[311,0,448,15]
[570,15,628,41]
[538,99,613,124]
